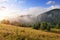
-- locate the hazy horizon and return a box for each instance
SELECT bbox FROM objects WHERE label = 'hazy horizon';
[0,0,60,20]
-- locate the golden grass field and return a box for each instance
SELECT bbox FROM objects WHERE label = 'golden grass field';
[0,24,60,40]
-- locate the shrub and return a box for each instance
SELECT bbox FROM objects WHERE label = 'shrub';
[32,22,40,30]
[1,20,10,24]
[40,22,47,30]
[56,23,60,29]
[46,23,51,31]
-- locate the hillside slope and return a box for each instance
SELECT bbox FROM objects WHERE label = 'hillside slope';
[0,24,60,40]
[37,9,60,24]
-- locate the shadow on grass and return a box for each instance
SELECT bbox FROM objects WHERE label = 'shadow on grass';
[50,30,60,34]
[45,29,60,34]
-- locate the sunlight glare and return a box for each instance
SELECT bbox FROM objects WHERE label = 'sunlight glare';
[0,11,9,20]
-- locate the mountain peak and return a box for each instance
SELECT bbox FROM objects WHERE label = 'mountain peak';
[50,9,60,11]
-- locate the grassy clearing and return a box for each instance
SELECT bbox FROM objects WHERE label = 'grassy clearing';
[0,24,60,40]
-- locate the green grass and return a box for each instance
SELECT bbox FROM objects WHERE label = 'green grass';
[51,28,60,34]
[0,24,60,40]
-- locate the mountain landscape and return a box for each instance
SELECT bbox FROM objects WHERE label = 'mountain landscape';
[0,0,60,40]
[0,7,60,40]
[12,9,60,26]
[37,9,60,24]
[1,8,60,27]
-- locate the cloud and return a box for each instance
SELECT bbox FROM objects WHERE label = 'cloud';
[0,6,6,10]
[0,5,60,18]
[19,5,60,16]
[47,5,60,10]
[46,1,55,5]
[0,0,8,2]
[16,5,60,24]
[20,7,46,16]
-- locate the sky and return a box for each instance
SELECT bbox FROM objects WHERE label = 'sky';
[0,0,60,20]
[0,0,59,8]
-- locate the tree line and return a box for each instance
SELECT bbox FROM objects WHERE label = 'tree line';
[32,22,60,31]
[1,19,60,31]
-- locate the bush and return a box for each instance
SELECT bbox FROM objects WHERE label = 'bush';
[56,23,60,29]
[1,20,10,24]
[46,23,51,31]
[32,22,40,30]
[40,22,47,30]
[40,22,51,31]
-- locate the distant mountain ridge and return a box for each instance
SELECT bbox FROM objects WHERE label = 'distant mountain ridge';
[37,9,60,24]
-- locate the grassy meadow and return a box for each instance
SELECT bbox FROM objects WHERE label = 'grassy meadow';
[0,24,59,40]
